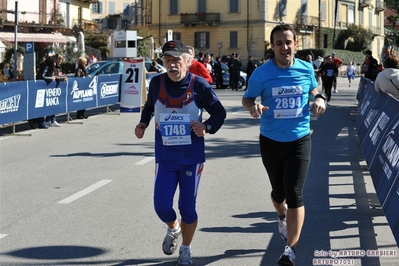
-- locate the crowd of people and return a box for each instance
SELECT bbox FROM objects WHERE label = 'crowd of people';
[27,52,97,129]
[301,48,391,106]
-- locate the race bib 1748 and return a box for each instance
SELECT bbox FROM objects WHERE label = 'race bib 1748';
[159,113,192,146]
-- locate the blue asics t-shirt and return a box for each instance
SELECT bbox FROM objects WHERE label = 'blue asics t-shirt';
[243,59,318,142]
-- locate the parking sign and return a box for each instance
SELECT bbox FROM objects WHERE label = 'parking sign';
[25,42,34,53]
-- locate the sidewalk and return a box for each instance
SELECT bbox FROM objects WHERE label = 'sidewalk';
[300,76,398,266]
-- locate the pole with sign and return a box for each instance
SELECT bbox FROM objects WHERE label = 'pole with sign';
[120,58,146,112]
[24,42,36,80]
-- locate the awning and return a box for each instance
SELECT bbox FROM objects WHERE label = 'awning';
[0,32,68,43]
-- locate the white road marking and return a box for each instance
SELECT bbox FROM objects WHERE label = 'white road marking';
[0,234,7,239]
[135,156,155,165]
[57,180,113,204]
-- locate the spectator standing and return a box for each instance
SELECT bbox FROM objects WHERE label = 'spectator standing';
[149,60,163,73]
[245,55,256,90]
[364,50,379,81]
[346,61,356,87]
[88,54,98,65]
[381,45,392,66]
[43,54,67,127]
[375,54,399,100]
[135,40,226,266]
[305,54,320,84]
[28,57,49,129]
[242,24,326,266]
[75,56,89,119]
[42,56,64,127]
[331,51,342,93]
[197,51,205,64]
[186,46,213,84]
[231,53,242,91]
[2,63,14,80]
[320,56,338,106]
[213,56,223,89]
[228,53,235,88]
[203,54,213,76]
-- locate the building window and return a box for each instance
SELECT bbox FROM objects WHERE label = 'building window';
[122,19,129,29]
[301,0,307,14]
[194,32,210,49]
[107,19,117,29]
[348,5,354,23]
[360,9,364,26]
[279,0,287,19]
[229,0,239,13]
[109,2,115,15]
[230,31,238,48]
[320,1,326,21]
[369,9,373,30]
[198,0,207,13]
[92,2,103,14]
[170,0,178,15]
[123,2,129,16]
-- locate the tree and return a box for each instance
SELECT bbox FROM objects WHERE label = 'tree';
[337,24,374,52]
[129,26,156,58]
[387,15,399,31]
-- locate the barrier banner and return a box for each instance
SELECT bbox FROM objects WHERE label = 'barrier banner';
[120,58,145,112]
[0,81,28,124]
[66,76,98,112]
[27,79,67,119]
[356,76,368,105]
[356,77,399,246]
[97,75,121,106]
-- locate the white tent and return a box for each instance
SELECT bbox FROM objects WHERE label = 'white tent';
[0,41,7,62]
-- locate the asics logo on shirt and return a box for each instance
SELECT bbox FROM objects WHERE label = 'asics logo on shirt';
[278,88,298,94]
[164,114,185,121]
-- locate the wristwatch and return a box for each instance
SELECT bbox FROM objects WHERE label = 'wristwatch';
[205,124,212,133]
[315,92,327,101]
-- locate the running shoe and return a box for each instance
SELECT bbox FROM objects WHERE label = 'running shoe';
[162,224,181,255]
[177,248,193,266]
[278,245,296,265]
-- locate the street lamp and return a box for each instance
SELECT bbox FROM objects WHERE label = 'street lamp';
[13,0,18,81]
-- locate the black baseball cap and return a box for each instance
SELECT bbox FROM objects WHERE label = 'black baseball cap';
[162,40,188,57]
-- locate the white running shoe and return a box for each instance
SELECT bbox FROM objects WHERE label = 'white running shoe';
[162,223,181,255]
[278,245,296,265]
[50,121,61,127]
[177,247,193,266]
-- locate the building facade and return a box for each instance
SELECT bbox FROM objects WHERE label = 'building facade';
[91,0,145,31]
[0,0,95,45]
[140,0,385,60]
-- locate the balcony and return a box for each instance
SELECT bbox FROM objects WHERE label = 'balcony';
[76,0,99,3]
[376,2,386,12]
[295,15,319,26]
[370,26,381,35]
[359,0,372,7]
[180,13,220,26]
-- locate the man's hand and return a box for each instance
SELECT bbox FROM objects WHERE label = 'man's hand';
[135,122,146,139]
[250,104,269,118]
[309,98,326,116]
[190,121,206,137]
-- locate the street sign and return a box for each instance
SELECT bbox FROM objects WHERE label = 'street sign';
[25,42,34,53]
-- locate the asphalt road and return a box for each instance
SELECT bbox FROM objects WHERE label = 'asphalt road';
[0,77,398,266]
